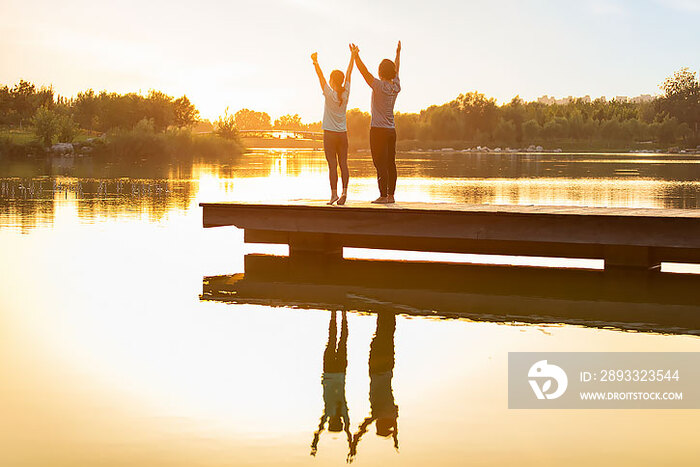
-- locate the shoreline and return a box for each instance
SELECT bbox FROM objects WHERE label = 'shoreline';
[237,136,700,155]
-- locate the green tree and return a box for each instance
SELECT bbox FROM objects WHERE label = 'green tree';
[233,108,272,130]
[215,108,239,140]
[72,89,100,130]
[7,80,54,127]
[659,67,699,139]
[346,108,371,142]
[424,105,460,141]
[303,121,323,132]
[173,95,199,128]
[622,118,645,141]
[31,106,59,146]
[655,116,681,144]
[451,91,498,140]
[502,96,525,142]
[568,110,585,139]
[542,117,568,140]
[600,118,623,141]
[395,112,420,140]
[522,119,541,142]
[0,85,14,125]
[494,118,516,145]
[145,90,175,132]
[57,114,79,142]
[273,114,303,130]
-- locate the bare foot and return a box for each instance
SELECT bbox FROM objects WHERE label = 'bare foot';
[337,193,347,205]
[371,196,389,204]
[387,195,395,203]
[327,194,340,205]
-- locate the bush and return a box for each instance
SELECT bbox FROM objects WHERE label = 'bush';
[57,114,79,142]
[215,108,239,140]
[192,134,243,160]
[134,117,155,133]
[31,106,58,146]
[96,127,242,163]
[0,136,44,158]
[655,116,680,144]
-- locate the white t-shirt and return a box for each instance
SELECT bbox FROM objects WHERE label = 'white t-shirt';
[322,80,350,132]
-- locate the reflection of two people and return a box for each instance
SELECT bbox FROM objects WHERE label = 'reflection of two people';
[310,310,398,461]
[311,310,351,455]
[349,311,398,461]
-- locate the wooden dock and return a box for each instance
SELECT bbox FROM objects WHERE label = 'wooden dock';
[200,201,700,272]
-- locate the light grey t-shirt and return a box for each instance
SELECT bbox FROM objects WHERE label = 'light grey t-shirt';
[370,76,401,128]
[322,80,350,132]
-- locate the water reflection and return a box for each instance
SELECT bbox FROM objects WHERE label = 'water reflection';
[311,311,351,456]
[198,258,699,464]
[202,254,700,335]
[310,310,400,463]
[349,312,399,462]
[1,150,699,234]
[0,177,194,233]
[1,146,699,465]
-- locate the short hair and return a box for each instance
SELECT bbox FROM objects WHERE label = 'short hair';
[378,59,396,80]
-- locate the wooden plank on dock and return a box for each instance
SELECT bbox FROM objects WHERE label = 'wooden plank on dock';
[200,201,700,269]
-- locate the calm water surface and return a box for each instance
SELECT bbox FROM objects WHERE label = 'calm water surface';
[1,150,699,466]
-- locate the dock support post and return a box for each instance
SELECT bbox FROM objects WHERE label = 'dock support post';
[601,246,661,302]
[603,245,660,272]
[288,232,343,281]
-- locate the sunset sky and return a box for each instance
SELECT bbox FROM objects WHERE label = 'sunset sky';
[1,0,699,122]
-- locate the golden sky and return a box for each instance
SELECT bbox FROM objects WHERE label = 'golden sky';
[1,0,699,121]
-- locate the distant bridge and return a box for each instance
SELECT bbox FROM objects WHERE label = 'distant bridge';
[237,129,323,141]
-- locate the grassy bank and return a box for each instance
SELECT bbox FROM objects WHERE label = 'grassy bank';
[0,126,243,163]
[94,128,243,162]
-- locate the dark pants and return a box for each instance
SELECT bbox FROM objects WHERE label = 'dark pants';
[369,312,395,374]
[323,130,349,192]
[323,311,348,373]
[369,127,397,197]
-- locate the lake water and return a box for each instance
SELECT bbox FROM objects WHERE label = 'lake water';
[1,150,699,466]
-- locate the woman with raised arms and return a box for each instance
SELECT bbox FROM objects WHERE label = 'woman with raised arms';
[311,46,354,205]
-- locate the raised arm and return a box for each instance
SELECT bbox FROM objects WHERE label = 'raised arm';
[344,45,354,86]
[394,40,401,77]
[311,52,327,91]
[310,414,327,457]
[350,44,374,87]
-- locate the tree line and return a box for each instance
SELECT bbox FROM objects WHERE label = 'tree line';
[348,68,699,148]
[0,81,200,146]
[214,108,321,133]
[231,67,699,149]
[0,81,243,162]
[1,67,697,149]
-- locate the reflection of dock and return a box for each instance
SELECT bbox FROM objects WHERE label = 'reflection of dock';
[200,201,700,272]
[200,257,700,335]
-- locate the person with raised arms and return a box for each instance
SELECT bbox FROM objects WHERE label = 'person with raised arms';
[351,41,401,204]
[311,46,354,205]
